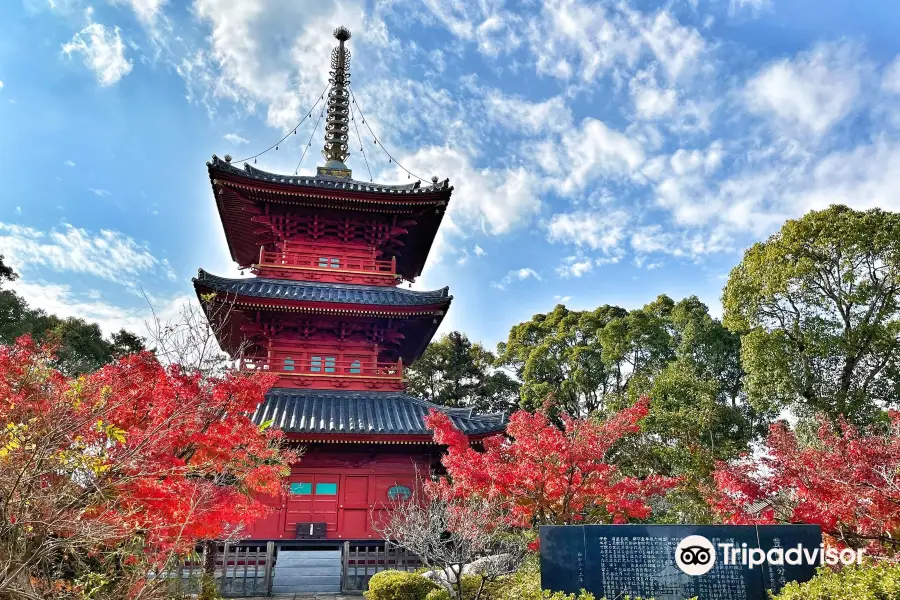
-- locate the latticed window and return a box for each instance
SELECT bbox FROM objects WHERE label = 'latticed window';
[349,360,361,374]
[310,356,322,372]
[283,357,294,371]
[318,257,341,268]
[324,356,336,373]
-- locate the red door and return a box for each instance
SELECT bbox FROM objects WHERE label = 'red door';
[340,475,371,538]
[284,474,340,537]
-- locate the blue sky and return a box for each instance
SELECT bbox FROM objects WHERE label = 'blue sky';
[2,0,900,349]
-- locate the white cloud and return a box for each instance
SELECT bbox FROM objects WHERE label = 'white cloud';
[553,295,572,304]
[526,0,642,82]
[186,0,385,129]
[630,225,674,254]
[641,11,706,81]
[413,1,522,57]
[791,139,900,214]
[403,146,543,236]
[556,255,594,278]
[484,92,572,135]
[473,244,486,257]
[111,0,168,25]
[62,19,133,86]
[630,224,733,259]
[0,223,174,286]
[558,119,645,191]
[492,267,542,289]
[729,0,773,15]
[883,57,900,94]
[745,41,865,136]
[0,80,4,89]
[89,188,111,196]
[546,211,627,253]
[15,207,21,215]
[11,279,191,337]
[630,70,677,119]
[224,132,250,145]
[64,160,76,167]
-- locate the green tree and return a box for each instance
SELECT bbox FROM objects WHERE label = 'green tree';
[406,331,520,413]
[0,257,147,376]
[496,295,758,522]
[496,304,627,416]
[723,204,900,424]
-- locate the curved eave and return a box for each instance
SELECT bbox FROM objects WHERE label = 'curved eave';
[209,175,449,280]
[284,432,501,445]
[213,175,453,205]
[256,389,508,439]
[208,158,454,204]
[192,271,453,315]
[192,276,450,362]
[199,294,452,318]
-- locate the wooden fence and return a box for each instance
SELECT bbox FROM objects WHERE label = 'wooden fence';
[341,540,422,593]
[163,539,420,596]
[166,542,275,598]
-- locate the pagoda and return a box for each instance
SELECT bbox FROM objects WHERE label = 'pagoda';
[194,27,505,546]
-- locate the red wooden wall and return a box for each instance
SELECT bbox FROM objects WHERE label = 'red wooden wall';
[244,448,432,541]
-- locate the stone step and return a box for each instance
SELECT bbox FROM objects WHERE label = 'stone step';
[276,551,340,561]
[271,585,342,594]
[273,573,341,584]
[273,565,341,577]
[277,556,341,566]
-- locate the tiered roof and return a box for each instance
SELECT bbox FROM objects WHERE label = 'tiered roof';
[207,157,451,281]
[256,389,507,440]
[195,26,508,439]
[194,269,451,307]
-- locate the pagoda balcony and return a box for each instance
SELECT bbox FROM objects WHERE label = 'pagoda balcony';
[239,356,406,390]
[251,248,399,285]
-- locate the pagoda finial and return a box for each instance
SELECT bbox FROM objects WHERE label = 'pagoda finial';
[320,26,352,177]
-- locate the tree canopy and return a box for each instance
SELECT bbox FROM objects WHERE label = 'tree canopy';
[723,205,900,424]
[0,337,294,599]
[0,256,146,376]
[405,331,519,413]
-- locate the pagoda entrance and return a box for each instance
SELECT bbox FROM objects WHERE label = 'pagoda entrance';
[279,461,419,541]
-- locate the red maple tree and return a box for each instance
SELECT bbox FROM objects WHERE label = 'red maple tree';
[0,336,295,598]
[709,414,900,553]
[424,397,677,530]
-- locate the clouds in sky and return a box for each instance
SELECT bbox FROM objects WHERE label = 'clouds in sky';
[0,222,175,286]
[11,0,900,344]
[62,11,132,86]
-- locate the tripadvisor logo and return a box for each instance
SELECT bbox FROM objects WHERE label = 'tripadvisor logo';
[674,535,867,576]
[675,535,716,576]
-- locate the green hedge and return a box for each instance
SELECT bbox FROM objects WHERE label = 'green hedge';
[364,567,683,600]
[364,570,440,600]
[771,563,900,599]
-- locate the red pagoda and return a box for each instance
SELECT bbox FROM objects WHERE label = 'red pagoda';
[194,26,505,556]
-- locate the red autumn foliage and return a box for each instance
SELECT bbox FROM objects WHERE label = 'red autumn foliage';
[0,336,295,583]
[424,396,678,530]
[709,414,900,553]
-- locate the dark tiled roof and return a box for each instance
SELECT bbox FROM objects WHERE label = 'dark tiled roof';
[256,389,507,436]
[208,155,453,196]
[193,269,451,307]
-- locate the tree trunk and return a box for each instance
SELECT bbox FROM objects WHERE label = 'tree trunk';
[200,539,218,600]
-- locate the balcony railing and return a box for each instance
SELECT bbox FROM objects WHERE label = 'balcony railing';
[241,357,404,380]
[252,248,398,282]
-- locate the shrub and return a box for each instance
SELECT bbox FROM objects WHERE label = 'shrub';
[425,590,453,600]
[771,563,900,599]
[480,567,595,600]
[365,570,441,600]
